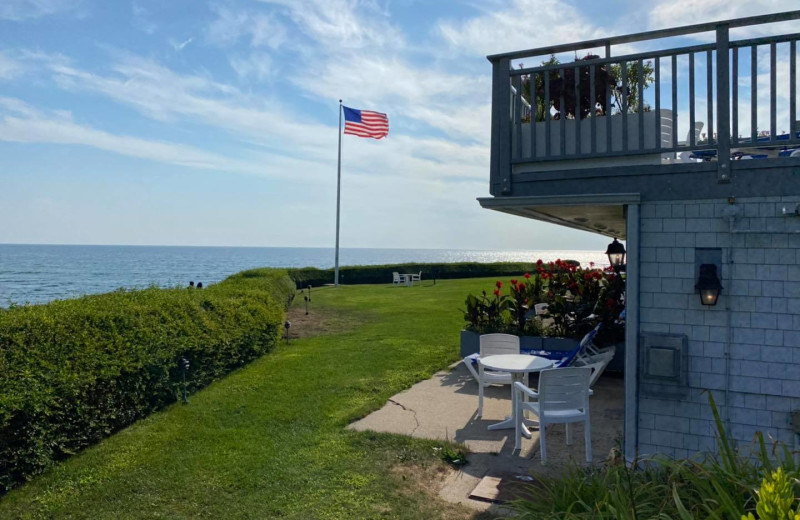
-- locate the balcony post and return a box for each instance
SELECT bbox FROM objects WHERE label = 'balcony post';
[716,24,731,183]
[490,57,512,195]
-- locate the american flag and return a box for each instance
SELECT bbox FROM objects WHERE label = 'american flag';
[343,106,389,139]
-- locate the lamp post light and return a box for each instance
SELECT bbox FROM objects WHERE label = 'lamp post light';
[180,357,190,404]
[605,238,626,273]
[284,320,291,343]
[304,295,309,315]
[696,264,722,306]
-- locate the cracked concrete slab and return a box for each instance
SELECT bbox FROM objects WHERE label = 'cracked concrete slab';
[348,361,625,512]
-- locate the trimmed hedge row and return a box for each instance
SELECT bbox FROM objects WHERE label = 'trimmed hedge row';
[0,269,295,493]
[287,261,574,288]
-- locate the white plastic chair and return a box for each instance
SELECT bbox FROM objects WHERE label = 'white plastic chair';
[463,334,520,418]
[570,323,611,366]
[392,272,402,285]
[513,366,593,463]
[579,349,615,387]
[410,271,422,284]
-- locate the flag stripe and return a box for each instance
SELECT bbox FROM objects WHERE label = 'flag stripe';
[343,107,389,139]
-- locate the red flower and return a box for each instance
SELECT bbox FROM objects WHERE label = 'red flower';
[510,279,518,285]
[589,261,595,267]
[524,272,531,279]
[517,283,525,291]
[493,289,501,297]
[536,260,543,266]
[495,281,503,289]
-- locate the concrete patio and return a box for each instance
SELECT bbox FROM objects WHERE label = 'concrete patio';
[349,361,625,512]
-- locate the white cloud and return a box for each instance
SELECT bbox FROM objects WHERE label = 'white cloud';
[437,0,611,58]
[294,53,490,141]
[169,37,195,51]
[257,0,403,50]
[648,0,800,38]
[0,51,23,79]
[11,48,494,187]
[0,0,81,21]
[206,4,287,49]
[229,52,274,81]
[0,97,270,174]
[131,2,156,34]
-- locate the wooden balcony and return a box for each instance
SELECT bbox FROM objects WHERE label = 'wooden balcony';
[481,11,800,238]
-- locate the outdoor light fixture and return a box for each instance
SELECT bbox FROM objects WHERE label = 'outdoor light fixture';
[695,264,722,306]
[304,295,309,315]
[284,320,291,343]
[605,238,626,272]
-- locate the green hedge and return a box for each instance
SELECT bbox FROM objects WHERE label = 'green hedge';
[0,269,295,493]
[287,261,576,288]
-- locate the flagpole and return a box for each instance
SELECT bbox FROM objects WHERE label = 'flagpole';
[334,100,343,287]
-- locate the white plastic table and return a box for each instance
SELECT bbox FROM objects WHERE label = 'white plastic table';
[479,354,554,435]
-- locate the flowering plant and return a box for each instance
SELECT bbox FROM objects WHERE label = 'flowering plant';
[463,259,625,343]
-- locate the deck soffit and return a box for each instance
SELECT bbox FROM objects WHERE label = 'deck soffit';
[477,194,640,239]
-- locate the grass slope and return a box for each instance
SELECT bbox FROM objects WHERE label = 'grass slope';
[1,278,499,519]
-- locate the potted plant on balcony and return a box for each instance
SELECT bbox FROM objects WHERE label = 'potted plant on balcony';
[515,55,663,158]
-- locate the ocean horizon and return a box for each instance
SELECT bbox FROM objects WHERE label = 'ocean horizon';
[0,244,609,306]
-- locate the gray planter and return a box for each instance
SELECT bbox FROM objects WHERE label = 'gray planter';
[606,341,626,373]
[459,331,579,357]
[460,330,480,357]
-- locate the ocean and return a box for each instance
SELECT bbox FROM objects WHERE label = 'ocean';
[0,244,609,306]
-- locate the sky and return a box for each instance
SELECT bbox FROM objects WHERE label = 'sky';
[0,0,797,250]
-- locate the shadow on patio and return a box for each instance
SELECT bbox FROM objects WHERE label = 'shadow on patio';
[348,361,624,512]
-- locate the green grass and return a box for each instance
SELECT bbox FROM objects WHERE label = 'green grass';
[0,278,498,519]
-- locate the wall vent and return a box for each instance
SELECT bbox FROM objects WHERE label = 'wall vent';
[640,333,688,397]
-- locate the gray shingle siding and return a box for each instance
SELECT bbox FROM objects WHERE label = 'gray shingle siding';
[637,197,800,456]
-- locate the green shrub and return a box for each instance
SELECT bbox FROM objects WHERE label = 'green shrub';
[0,269,294,493]
[287,261,580,288]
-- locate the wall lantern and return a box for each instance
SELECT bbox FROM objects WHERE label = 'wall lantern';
[605,238,626,272]
[695,264,722,306]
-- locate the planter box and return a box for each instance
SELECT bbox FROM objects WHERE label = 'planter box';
[512,109,674,172]
[460,330,480,358]
[460,331,625,373]
[606,341,626,373]
[460,330,580,357]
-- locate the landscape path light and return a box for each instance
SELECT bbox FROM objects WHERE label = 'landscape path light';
[180,357,190,404]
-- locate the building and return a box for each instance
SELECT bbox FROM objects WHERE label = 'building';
[479,11,800,461]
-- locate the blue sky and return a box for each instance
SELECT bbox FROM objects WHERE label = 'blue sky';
[0,0,795,249]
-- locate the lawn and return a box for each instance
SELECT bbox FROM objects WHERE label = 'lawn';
[0,277,499,519]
